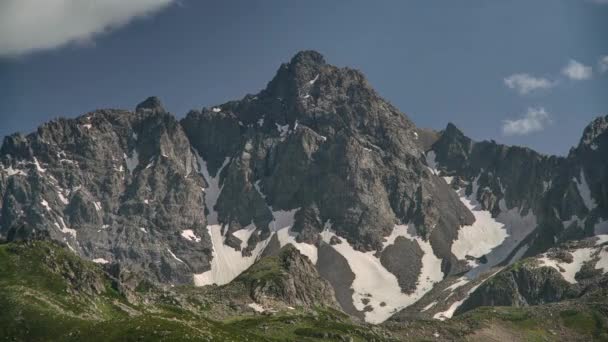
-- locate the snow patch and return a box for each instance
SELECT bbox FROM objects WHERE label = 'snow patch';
[276,123,289,137]
[3,166,27,177]
[181,229,201,242]
[595,248,608,273]
[93,201,102,212]
[308,74,319,85]
[33,157,46,173]
[445,277,469,292]
[125,150,139,174]
[453,179,537,278]
[212,107,221,112]
[195,150,229,225]
[273,209,318,264]
[421,301,437,312]
[41,199,51,212]
[232,226,257,249]
[537,248,595,283]
[54,217,77,239]
[167,249,185,263]
[321,224,443,324]
[433,269,502,320]
[193,224,271,286]
[595,235,608,245]
[248,303,265,313]
[574,170,596,211]
[92,258,109,264]
[425,151,439,175]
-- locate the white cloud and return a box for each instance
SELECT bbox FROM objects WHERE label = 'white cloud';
[561,59,593,80]
[504,73,556,95]
[0,0,174,57]
[502,107,552,136]
[599,56,608,73]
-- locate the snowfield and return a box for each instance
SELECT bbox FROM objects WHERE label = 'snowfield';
[452,178,537,278]
[321,224,444,324]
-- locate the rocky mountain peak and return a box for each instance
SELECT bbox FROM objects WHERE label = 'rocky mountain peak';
[577,114,608,150]
[289,50,326,67]
[136,96,165,113]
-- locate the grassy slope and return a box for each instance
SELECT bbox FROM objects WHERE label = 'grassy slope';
[1,241,607,341]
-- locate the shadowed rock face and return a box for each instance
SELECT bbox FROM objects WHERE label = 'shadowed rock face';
[430,116,608,258]
[180,50,472,259]
[0,101,213,284]
[316,242,362,319]
[236,244,339,309]
[380,237,424,294]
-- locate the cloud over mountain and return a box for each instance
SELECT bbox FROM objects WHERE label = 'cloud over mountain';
[0,0,174,57]
[502,107,552,136]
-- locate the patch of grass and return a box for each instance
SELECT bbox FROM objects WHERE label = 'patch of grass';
[560,309,604,337]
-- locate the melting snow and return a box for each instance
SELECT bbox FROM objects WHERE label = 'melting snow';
[195,150,229,225]
[41,199,51,212]
[321,224,444,324]
[421,301,437,312]
[453,178,537,278]
[574,170,596,211]
[425,151,439,175]
[272,209,318,264]
[445,277,470,292]
[3,166,27,177]
[433,269,502,320]
[181,229,201,242]
[55,217,77,239]
[308,74,319,85]
[595,235,608,245]
[537,248,595,283]
[451,190,508,264]
[125,150,139,174]
[276,123,289,137]
[248,303,265,313]
[595,248,608,273]
[233,226,257,249]
[167,249,185,263]
[33,158,46,173]
[193,224,270,286]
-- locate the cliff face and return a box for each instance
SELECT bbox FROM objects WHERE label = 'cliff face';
[0,102,212,284]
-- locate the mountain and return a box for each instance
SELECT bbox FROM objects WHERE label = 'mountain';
[1,50,608,337]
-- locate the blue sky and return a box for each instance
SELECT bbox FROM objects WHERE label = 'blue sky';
[1,0,607,155]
